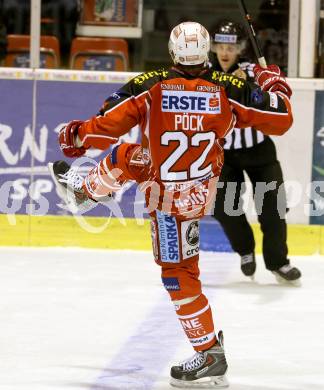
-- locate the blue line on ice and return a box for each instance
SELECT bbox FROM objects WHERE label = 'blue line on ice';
[90,253,231,390]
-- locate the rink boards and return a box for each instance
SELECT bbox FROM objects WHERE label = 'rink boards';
[1,214,323,256]
[0,68,323,254]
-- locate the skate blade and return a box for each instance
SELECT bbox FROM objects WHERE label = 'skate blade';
[48,162,99,214]
[170,374,229,388]
[48,162,83,214]
[241,272,255,281]
[48,163,69,202]
[273,273,302,287]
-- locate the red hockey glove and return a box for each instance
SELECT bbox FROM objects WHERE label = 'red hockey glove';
[58,120,87,158]
[253,64,292,99]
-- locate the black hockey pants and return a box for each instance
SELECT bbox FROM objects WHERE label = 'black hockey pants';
[213,137,289,271]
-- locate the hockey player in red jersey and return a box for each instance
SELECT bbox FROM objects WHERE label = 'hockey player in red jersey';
[49,22,293,388]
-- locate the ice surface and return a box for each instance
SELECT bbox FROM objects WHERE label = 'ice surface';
[0,247,323,390]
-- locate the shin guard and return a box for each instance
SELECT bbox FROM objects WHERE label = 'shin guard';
[175,294,217,351]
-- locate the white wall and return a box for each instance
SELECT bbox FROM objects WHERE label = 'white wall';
[274,88,314,223]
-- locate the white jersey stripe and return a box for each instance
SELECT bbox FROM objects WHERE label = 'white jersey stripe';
[244,127,253,148]
[189,331,216,347]
[177,304,210,320]
[256,130,265,143]
[223,132,232,150]
[234,128,242,149]
[82,133,118,142]
[103,90,149,116]
[229,98,289,116]
[223,127,266,150]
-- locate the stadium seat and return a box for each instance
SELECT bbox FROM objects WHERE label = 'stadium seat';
[4,35,60,68]
[69,37,129,71]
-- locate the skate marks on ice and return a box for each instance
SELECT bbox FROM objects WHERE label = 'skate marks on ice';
[0,249,323,390]
[88,297,180,390]
[203,279,289,305]
[226,373,324,390]
[224,384,324,390]
[86,255,234,390]
[201,254,324,390]
[0,247,171,390]
[201,254,301,305]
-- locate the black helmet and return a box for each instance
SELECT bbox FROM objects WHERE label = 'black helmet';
[211,20,245,45]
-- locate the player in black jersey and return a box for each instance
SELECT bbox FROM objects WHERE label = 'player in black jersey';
[210,20,301,284]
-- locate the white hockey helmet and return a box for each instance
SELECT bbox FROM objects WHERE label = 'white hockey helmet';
[168,21,210,66]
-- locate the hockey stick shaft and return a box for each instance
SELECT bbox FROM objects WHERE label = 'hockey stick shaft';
[237,0,267,67]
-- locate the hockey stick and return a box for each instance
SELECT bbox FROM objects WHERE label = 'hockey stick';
[236,0,267,67]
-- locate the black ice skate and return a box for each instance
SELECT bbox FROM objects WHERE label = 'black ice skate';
[272,264,302,285]
[240,253,256,279]
[48,160,98,213]
[170,331,228,388]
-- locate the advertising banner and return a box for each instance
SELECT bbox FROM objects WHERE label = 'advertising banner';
[310,91,324,224]
[82,0,139,26]
[0,79,141,219]
[0,73,230,252]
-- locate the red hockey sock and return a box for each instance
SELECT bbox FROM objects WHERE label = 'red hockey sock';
[175,294,217,351]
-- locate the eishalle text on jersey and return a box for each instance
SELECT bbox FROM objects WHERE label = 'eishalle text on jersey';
[196,85,221,92]
[161,83,185,91]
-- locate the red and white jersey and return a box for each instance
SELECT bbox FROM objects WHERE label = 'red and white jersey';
[78,67,293,217]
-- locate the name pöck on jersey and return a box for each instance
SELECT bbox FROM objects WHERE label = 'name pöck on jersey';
[161,91,221,114]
